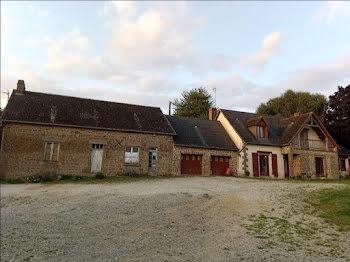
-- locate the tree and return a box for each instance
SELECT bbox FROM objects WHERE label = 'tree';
[256,90,328,121]
[325,85,350,147]
[173,88,213,119]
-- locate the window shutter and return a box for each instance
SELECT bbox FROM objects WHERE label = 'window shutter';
[252,153,259,177]
[272,154,278,178]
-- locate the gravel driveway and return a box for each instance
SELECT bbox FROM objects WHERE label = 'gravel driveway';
[1,177,349,262]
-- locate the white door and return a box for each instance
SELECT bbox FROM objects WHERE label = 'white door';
[91,144,103,173]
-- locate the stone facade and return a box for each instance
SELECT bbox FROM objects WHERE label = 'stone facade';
[1,123,174,178]
[172,146,238,176]
[281,146,339,179]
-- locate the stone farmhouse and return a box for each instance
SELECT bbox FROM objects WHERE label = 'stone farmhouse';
[0,80,348,179]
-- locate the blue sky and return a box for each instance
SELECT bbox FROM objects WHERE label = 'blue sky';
[1,1,350,113]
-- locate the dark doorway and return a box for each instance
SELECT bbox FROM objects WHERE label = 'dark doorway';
[283,155,289,178]
[259,154,269,176]
[315,157,324,177]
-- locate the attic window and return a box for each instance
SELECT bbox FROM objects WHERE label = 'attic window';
[257,126,264,138]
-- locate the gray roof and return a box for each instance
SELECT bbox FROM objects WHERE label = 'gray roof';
[219,109,296,146]
[3,91,176,135]
[166,115,238,151]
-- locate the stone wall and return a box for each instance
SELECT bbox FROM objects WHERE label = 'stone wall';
[1,123,174,178]
[290,148,339,178]
[172,146,238,176]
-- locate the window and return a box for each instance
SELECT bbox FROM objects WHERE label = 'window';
[339,158,346,171]
[44,142,60,161]
[257,126,264,138]
[92,144,103,149]
[125,146,139,164]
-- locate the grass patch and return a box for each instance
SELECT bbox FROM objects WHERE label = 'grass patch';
[309,187,350,231]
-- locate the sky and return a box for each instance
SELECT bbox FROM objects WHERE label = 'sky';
[1,1,350,113]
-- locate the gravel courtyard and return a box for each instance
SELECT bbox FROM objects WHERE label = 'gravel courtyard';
[1,177,349,262]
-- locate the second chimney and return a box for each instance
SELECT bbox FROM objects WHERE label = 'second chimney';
[16,80,25,94]
[209,107,217,120]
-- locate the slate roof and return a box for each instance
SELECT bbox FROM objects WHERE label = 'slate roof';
[2,91,176,135]
[166,115,238,151]
[219,109,313,146]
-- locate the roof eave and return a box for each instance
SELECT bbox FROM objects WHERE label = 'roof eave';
[2,120,177,136]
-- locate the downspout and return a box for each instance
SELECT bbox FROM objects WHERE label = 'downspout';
[239,142,248,175]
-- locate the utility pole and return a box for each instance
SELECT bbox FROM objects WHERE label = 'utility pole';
[0,90,10,110]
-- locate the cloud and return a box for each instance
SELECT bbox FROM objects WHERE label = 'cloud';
[25,36,53,47]
[313,1,350,25]
[104,2,205,71]
[192,50,350,112]
[45,27,89,75]
[238,32,283,75]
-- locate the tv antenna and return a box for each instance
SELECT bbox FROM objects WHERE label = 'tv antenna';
[212,87,216,108]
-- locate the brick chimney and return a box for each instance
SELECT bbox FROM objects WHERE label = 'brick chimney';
[16,80,25,94]
[209,107,217,120]
[294,112,300,117]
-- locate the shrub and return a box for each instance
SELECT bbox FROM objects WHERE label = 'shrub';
[122,169,137,177]
[41,172,57,182]
[59,174,74,180]
[25,175,42,183]
[6,178,24,184]
[95,172,105,179]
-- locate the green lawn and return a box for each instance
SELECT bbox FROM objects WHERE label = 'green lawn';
[310,186,350,231]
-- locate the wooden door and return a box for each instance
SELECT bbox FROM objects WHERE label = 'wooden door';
[211,156,230,175]
[259,154,269,176]
[315,157,324,177]
[181,154,202,175]
[283,155,289,178]
[91,144,103,173]
[252,153,259,177]
[272,154,278,178]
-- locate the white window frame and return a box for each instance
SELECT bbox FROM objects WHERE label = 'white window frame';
[44,142,60,161]
[125,146,139,164]
[257,126,264,138]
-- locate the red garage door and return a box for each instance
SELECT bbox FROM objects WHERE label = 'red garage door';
[211,156,230,175]
[181,154,202,175]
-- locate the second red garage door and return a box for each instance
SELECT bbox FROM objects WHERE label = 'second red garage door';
[181,154,202,175]
[211,156,230,175]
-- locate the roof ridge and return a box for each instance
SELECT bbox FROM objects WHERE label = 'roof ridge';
[24,91,162,110]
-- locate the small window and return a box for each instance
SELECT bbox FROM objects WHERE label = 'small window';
[192,155,195,160]
[92,144,103,149]
[339,159,346,171]
[44,142,60,161]
[257,126,264,138]
[125,146,139,164]
[186,155,189,160]
[197,156,201,160]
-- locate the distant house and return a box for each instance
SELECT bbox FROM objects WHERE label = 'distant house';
[215,109,340,179]
[166,115,238,176]
[1,80,176,178]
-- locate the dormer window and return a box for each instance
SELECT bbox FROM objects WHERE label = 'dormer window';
[257,126,264,138]
[246,117,268,139]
